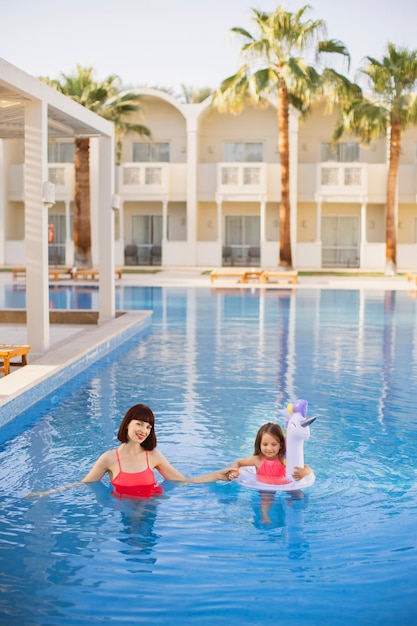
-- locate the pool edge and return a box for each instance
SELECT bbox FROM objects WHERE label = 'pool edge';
[0,311,152,429]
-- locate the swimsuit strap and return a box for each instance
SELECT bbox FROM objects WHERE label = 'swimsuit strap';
[145,450,150,468]
[115,448,122,472]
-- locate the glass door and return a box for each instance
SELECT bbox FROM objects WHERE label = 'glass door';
[322,216,359,267]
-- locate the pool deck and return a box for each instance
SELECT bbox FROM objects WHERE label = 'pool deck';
[0,267,415,427]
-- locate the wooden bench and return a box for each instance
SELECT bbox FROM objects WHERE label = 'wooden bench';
[73,268,123,281]
[240,270,263,283]
[0,344,31,376]
[261,271,298,285]
[12,268,74,281]
[48,268,74,281]
[12,268,26,280]
[210,270,246,284]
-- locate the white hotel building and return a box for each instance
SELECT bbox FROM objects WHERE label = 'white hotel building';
[2,86,417,271]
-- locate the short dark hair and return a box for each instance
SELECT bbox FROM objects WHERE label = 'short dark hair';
[117,404,157,450]
[254,422,286,461]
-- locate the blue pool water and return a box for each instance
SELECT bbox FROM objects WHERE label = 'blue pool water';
[0,286,417,625]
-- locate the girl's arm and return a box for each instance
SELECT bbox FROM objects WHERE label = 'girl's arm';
[226,455,260,480]
[292,464,311,480]
[231,455,259,469]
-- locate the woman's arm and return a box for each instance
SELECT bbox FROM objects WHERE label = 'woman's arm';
[81,450,114,483]
[27,450,113,498]
[190,468,235,483]
[152,450,234,483]
[152,450,189,482]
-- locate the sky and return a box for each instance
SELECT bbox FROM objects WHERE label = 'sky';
[1,0,417,97]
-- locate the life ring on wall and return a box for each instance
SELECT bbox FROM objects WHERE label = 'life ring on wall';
[48,223,55,243]
[235,465,316,492]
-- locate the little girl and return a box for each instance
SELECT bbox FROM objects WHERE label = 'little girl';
[228,422,311,523]
[228,422,310,484]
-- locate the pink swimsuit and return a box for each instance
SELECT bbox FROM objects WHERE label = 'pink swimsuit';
[111,449,163,499]
[257,458,289,485]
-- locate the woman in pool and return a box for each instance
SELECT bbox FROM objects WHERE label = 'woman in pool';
[29,403,233,499]
[227,422,311,523]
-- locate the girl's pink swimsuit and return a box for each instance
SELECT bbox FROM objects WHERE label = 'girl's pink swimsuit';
[111,449,163,499]
[257,458,289,485]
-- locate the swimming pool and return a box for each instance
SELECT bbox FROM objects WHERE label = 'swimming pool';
[0,286,416,625]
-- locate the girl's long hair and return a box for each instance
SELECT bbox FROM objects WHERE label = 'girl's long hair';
[254,422,286,461]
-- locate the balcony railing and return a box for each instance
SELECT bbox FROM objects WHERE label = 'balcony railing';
[217,162,266,195]
[118,163,169,194]
[319,163,366,194]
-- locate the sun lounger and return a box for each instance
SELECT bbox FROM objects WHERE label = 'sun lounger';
[261,271,298,285]
[12,268,26,280]
[48,268,74,281]
[406,273,417,286]
[12,268,74,281]
[0,344,30,376]
[73,268,123,281]
[210,270,247,284]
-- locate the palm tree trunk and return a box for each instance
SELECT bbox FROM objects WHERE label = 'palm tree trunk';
[277,80,292,268]
[385,121,400,275]
[74,138,92,267]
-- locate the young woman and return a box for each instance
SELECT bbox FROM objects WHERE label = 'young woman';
[29,403,233,499]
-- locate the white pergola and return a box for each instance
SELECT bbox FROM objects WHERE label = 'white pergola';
[0,57,116,355]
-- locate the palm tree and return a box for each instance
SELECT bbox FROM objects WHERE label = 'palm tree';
[212,5,349,268]
[333,44,417,275]
[180,85,213,103]
[41,66,151,267]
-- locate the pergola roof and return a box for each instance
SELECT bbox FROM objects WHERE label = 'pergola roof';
[0,57,113,139]
[0,57,116,355]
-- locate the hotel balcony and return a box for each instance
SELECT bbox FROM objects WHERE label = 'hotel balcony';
[116,163,187,201]
[216,162,267,200]
[298,162,395,203]
[7,163,75,201]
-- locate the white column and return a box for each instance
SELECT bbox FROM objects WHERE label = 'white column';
[360,200,367,244]
[289,108,299,266]
[162,197,168,244]
[186,114,198,264]
[65,199,71,266]
[260,196,266,267]
[98,135,115,322]
[25,100,50,354]
[316,197,322,243]
[216,196,222,244]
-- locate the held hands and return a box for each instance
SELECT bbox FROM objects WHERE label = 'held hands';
[226,467,239,481]
[213,467,239,482]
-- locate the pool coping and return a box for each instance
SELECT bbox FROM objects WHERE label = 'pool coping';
[0,311,152,429]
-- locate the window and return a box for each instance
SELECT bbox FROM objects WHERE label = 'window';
[224,142,263,162]
[321,142,359,163]
[48,141,75,163]
[133,142,170,162]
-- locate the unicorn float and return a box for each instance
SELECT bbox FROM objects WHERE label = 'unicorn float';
[235,399,316,492]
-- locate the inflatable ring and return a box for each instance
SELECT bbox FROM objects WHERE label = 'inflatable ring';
[235,466,316,492]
